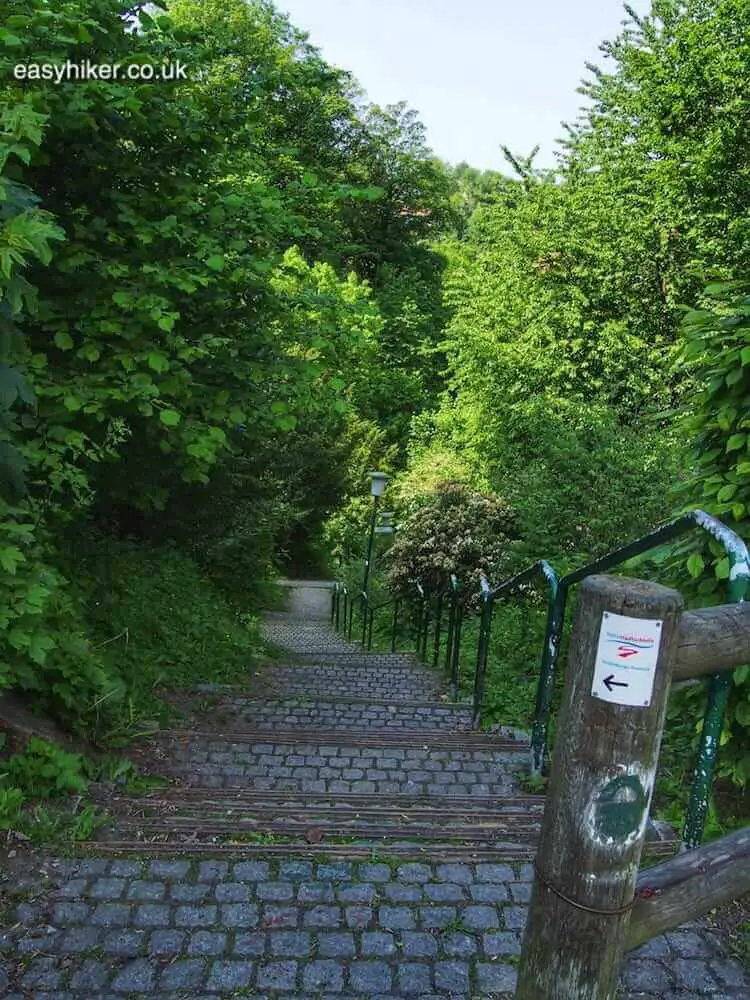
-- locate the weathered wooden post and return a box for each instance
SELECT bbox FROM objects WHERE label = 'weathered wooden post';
[516,575,683,1000]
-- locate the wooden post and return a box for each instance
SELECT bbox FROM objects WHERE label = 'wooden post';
[516,575,683,1000]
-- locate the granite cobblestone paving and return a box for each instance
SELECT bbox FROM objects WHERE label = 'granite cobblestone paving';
[1,857,746,998]
[249,664,444,701]
[166,738,524,795]
[2,608,746,998]
[221,697,475,732]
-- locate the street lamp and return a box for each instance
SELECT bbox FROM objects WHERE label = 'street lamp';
[362,472,389,596]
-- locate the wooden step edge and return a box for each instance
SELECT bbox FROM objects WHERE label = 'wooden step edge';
[218,695,471,710]
[108,789,546,807]
[77,839,681,861]
[111,821,544,840]
[78,840,540,860]
[158,727,528,750]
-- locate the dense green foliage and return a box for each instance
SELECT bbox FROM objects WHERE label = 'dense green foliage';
[0,0,448,743]
[352,1,750,806]
[1,0,749,829]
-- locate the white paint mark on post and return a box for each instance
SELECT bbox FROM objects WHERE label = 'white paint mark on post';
[591,612,662,707]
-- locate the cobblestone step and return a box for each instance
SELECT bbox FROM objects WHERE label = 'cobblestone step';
[213,695,475,731]
[249,662,443,700]
[261,620,426,671]
[158,731,526,797]
[4,854,740,999]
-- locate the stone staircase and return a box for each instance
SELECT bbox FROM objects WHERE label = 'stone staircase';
[102,608,542,854]
[1,587,746,998]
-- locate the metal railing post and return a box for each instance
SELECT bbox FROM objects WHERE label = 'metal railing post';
[420,602,430,661]
[360,591,368,646]
[472,575,494,727]
[683,551,750,847]
[444,598,456,681]
[367,606,375,650]
[451,609,463,701]
[530,580,567,775]
[432,592,444,668]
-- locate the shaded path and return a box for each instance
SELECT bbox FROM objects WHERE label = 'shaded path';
[0,582,746,997]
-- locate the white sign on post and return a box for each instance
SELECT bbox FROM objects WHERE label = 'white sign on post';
[591,612,663,708]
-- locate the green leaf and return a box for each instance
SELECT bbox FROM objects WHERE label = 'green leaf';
[28,634,55,665]
[686,553,705,579]
[63,394,83,412]
[159,409,181,427]
[0,29,23,46]
[77,343,101,362]
[715,557,730,580]
[726,433,746,452]
[0,364,34,410]
[0,545,24,573]
[147,353,170,373]
[206,255,224,271]
[717,484,738,503]
[54,331,74,351]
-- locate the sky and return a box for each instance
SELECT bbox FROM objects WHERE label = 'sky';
[278,0,650,171]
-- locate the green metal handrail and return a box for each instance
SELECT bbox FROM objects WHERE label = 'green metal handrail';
[468,560,561,765]
[357,582,436,658]
[471,561,561,736]
[331,510,748,848]
[464,510,748,846]
[547,510,748,847]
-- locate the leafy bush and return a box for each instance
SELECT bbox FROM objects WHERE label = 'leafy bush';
[0,736,104,842]
[384,482,518,596]
[484,395,680,568]
[2,736,88,797]
[78,539,266,704]
[667,280,750,789]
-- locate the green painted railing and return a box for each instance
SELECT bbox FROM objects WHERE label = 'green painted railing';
[330,509,749,848]
[470,560,560,767]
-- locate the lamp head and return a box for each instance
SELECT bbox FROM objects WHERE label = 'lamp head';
[367,471,389,497]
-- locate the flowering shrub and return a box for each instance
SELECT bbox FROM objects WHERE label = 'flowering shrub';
[384,482,518,596]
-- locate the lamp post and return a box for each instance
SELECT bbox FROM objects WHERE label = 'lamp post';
[363,472,389,594]
[362,472,389,643]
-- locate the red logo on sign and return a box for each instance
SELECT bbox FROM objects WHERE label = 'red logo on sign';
[617,646,638,659]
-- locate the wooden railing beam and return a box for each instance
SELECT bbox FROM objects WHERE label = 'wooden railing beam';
[674,602,750,680]
[627,826,750,949]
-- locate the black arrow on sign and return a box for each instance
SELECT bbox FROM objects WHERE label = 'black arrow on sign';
[603,674,628,692]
